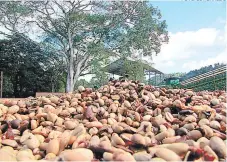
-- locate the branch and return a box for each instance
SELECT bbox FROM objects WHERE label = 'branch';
[0,20,14,33]
[79,51,111,77]
[77,2,92,13]
[53,0,67,15]
[29,2,67,38]
[30,20,67,48]
[80,72,93,76]
[70,0,83,11]
[79,55,90,71]
[44,2,68,39]
[0,30,12,37]
[70,0,92,12]
[73,54,90,83]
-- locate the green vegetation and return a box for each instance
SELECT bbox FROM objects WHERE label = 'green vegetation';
[181,63,225,81]
[0,34,65,97]
[0,1,168,95]
[182,72,226,91]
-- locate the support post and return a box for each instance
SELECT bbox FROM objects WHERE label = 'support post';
[149,71,151,85]
[0,71,3,98]
[155,72,156,86]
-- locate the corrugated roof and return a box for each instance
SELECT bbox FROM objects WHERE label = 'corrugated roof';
[102,57,163,76]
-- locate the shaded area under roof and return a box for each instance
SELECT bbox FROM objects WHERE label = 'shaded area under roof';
[102,57,163,76]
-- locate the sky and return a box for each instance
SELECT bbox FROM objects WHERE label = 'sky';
[148,1,227,74]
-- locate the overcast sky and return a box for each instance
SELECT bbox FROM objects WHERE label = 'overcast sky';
[149,1,226,73]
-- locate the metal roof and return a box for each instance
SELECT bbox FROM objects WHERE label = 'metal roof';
[102,57,163,76]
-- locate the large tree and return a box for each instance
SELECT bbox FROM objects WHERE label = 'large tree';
[0,1,66,95]
[0,1,168,92]
[26,1,168,92]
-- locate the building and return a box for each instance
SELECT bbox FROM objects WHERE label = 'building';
[102,57,163,83]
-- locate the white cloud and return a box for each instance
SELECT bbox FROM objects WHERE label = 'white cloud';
[183,49,227,70]
[165,61,175,67]
[152,24,227,73]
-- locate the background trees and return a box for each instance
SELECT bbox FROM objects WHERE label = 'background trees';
[0,1,169,96]
[0,34,64,97]
[181,63,225,81]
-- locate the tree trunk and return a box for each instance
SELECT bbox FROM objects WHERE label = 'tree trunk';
[65,54,85,92]
[66,67,81,92]
[66,60,76,93]
[66,72,73,92]
[66,26,75,93]
[66,28,89,92]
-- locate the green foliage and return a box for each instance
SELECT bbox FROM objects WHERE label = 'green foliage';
[74,79,90,88]
[75,74,109,89]
[28,1,168,73]
[181,63,225,81]
[0,34,65,97]
[0,1,30,14]
[85,14,106,25]
[2,76,14,98]
[90,72,109,88]
[183,72,226,92]
[102,2,169,56]
[0,1,32,35]
[0,1,169,92]
[123,60,146,82]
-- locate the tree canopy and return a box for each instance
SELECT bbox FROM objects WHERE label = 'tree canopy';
[0,1,169,94]
[0,34,64,97]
